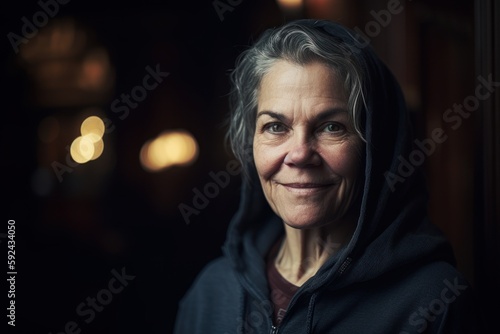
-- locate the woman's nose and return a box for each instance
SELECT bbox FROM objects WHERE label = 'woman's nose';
[283,135,321,167]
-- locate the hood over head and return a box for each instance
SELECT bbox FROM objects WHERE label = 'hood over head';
[222,18,455,297]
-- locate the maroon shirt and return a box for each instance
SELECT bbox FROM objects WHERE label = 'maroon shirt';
[266,240,299,326]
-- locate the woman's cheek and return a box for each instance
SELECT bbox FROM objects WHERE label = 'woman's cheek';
[253,138,286,178]
[323,140,362,174]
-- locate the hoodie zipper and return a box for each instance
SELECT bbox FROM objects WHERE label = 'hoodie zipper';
[268,256,353,334]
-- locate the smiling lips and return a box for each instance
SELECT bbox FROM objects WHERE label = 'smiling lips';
[278,182,336,195]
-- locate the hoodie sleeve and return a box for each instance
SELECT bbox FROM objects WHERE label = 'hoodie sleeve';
[427,278,487,333]
[173,257,244,334]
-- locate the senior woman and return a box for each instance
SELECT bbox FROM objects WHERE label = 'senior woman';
[174,19,483,333]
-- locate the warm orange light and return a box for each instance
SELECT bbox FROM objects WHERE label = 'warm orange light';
[78,49,110,90]
[93,138,104,160]
[70,135,95,163]
[81,115,105,140]
[276,0,303,11]
[70,115,106,164]
[140,130,199,172]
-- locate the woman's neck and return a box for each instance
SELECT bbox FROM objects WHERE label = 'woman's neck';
[274,218,356,287]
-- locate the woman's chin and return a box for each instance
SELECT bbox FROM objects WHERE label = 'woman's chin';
[277,204,355,230]
[281,213,337,230]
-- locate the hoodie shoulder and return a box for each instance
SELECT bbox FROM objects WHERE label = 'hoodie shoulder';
[174,257,242,334]
[397,261,485,333]
[313,260,486,334]
[178,256,239,304]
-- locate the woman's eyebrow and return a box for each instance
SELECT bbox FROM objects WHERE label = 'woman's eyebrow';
[256,108,348,122]
[256,111,288,122]
[315,108,348,122]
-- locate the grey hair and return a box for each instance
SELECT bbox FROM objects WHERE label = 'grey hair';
[226,21,367,178]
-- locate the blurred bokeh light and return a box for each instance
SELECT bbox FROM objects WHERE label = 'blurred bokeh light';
[70,115,106,163]
[276,0,304,12]
[81,115,105,139]
[140,130,198,172]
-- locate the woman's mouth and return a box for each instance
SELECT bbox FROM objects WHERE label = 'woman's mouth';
[279,182,336,195]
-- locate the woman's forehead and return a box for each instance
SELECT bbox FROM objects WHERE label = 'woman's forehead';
[257,60,348,110]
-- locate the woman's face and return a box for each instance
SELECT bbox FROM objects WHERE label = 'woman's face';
[253,60,363,229]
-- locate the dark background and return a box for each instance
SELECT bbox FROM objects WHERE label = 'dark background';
[2,0,499,333]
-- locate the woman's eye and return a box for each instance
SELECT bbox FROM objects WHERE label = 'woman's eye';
[323,123,345,133]
[265,123,286,133]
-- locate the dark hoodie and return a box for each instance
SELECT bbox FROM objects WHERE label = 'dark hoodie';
[174,19,484,334]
